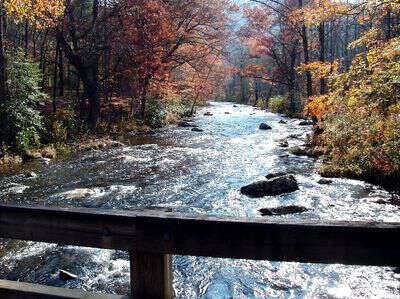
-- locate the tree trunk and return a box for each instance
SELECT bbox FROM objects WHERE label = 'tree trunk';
[40,30,49,88]
[58,41,64,96]
[24,20,29,57]
[298,0,312,98]
[386,10,392,40]
[288,43,297,114]
[0,4,6,104]
[344,15,350,71]
[254,79,259,106]
[318,22,326,95]
[52,37,60,113]
[86,78,100,126]
[56,28,100,127]
[138,75,151,120]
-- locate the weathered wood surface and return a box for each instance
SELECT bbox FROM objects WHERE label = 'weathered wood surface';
[0,279,128,299]
[130,252,174,299]
[0,204,400,266]
[135,212,400,266]
[0,204,139,250]
[1,204,400,299]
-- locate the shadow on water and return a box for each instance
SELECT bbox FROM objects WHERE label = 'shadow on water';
[0,102,399,298]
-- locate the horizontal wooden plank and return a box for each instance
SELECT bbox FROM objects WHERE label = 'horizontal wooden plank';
[0,205,139,250]
[0,204,400,266]
[0,279,128,299]
[134,212,400,266]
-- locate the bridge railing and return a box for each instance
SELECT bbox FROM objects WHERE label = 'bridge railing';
[0,204,399,298]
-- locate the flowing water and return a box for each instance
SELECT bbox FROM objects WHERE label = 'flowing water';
[0,102,399,298]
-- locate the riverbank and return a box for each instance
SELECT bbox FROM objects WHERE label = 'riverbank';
[0,97,198,174]
[319,163,400,194]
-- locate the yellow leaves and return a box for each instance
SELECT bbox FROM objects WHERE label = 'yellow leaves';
[349,28,382,49]
[4,0,64,28]
[291,0,349,26]
[305,94,334,120]
[297,60,339,79]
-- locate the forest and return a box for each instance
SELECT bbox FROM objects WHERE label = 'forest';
[0,0,399,190]
[0,0,400,297]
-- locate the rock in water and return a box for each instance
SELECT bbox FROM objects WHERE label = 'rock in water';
[318,178,333,185]
[25,171,37,178]
[62,188,96,199]
[23,150,42,160]
[191,127,204,132]
[110,141,125,147]
[279,140,289,148]
[298,120,313,126]
[289,146,323,158]
[279,120,287,124]
[178,121,198,128]
[288,146,309,156]
[204,112,213,116]
[259,123,272,130]
[241,175,299,197]
[265,172,287,179]
[59,269,78,281]
[259,205,309,216]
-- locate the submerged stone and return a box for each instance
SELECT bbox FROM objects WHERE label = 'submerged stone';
[318,178,333,185]
[259,205,309,216]
[178,121,198,128]
[265,172,288,179]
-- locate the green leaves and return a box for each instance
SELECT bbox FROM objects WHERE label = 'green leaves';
[0,50,45,151]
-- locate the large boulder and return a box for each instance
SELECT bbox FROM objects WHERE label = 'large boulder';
[241,175,299,197]
[259,205,309,216]
[259,123,272,130]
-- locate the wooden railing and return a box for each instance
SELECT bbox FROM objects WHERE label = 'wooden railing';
[0,204,399,298]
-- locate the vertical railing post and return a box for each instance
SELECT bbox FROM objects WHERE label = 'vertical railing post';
[130,251,173,299]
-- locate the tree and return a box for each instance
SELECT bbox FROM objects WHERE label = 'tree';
[0,0,64,101]
[119,0,230,120]
[0,51,46,149]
